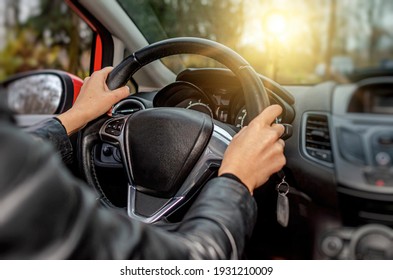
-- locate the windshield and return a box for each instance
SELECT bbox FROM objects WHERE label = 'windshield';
[118,0,393,84]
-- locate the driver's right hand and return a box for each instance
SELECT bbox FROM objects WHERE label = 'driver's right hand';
[218,104,286,194]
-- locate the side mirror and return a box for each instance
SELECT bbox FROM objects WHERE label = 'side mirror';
[1,70,83,114]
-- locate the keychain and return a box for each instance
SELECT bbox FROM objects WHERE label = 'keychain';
[276,169,290,227]
[275,118,292,227]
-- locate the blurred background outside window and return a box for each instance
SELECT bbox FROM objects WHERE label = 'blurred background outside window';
[120,0,393,84]
[0,0,92,81]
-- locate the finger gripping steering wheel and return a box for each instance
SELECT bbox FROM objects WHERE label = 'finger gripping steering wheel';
[82,37,270,223]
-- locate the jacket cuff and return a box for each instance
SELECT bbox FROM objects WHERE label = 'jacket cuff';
[219,173,250,193]
[183,176,257,257]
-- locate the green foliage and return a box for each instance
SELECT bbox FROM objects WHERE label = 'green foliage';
[0,29,60,80]
[0,0,91,80]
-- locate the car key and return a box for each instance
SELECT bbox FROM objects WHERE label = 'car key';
[276,169,290,227]
[274,117,291,227]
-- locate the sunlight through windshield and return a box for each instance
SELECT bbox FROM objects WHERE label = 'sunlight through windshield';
[118,0,393,84]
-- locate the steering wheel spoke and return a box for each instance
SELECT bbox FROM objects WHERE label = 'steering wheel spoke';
[127,123,233,223]
[99,115,137,185]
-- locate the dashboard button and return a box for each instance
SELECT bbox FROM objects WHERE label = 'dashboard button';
[378,136,393,146]
[321,235,343,258]
[364,170,393,187]
[375,152,391,166]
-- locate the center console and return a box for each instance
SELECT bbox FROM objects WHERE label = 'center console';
[319,77,393,259]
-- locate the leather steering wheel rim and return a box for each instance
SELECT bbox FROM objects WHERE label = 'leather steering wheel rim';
[79,37,271,223]
[106,37,270,120]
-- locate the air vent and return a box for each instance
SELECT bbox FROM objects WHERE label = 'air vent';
[305,114,333,164]
[112,99,145,116]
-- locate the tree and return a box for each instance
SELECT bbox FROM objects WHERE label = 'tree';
[0,0,91,80]
[24,0,90,74]
[361,0,393,65]
[4,0,21,36]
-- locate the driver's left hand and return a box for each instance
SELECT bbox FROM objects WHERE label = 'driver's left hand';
[57,67,130,135]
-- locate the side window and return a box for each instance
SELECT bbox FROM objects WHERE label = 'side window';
[0,0,92,80]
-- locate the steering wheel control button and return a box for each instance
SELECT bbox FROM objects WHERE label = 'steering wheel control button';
[375,152,391,166]
[105,119,125,136]
[103,146,113,157]
[105,128,120,136]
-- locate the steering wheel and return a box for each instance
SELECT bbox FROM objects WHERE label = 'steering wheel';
[79,37,270,224]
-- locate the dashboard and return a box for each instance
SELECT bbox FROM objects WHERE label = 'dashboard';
[6,67,392,259]
[94,68,393,259]
[133,68,296,130]
[332,77,393,193]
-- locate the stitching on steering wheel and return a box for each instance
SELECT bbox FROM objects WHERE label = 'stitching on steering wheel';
[89,150,116,208]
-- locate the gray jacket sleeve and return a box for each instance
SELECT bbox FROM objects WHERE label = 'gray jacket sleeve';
[0,119,257,259]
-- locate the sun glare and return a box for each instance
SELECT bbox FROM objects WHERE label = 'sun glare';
[266,13,287,35]
[240,4,294,48]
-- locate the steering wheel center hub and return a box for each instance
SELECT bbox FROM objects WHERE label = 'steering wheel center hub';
[124,108,213,198]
